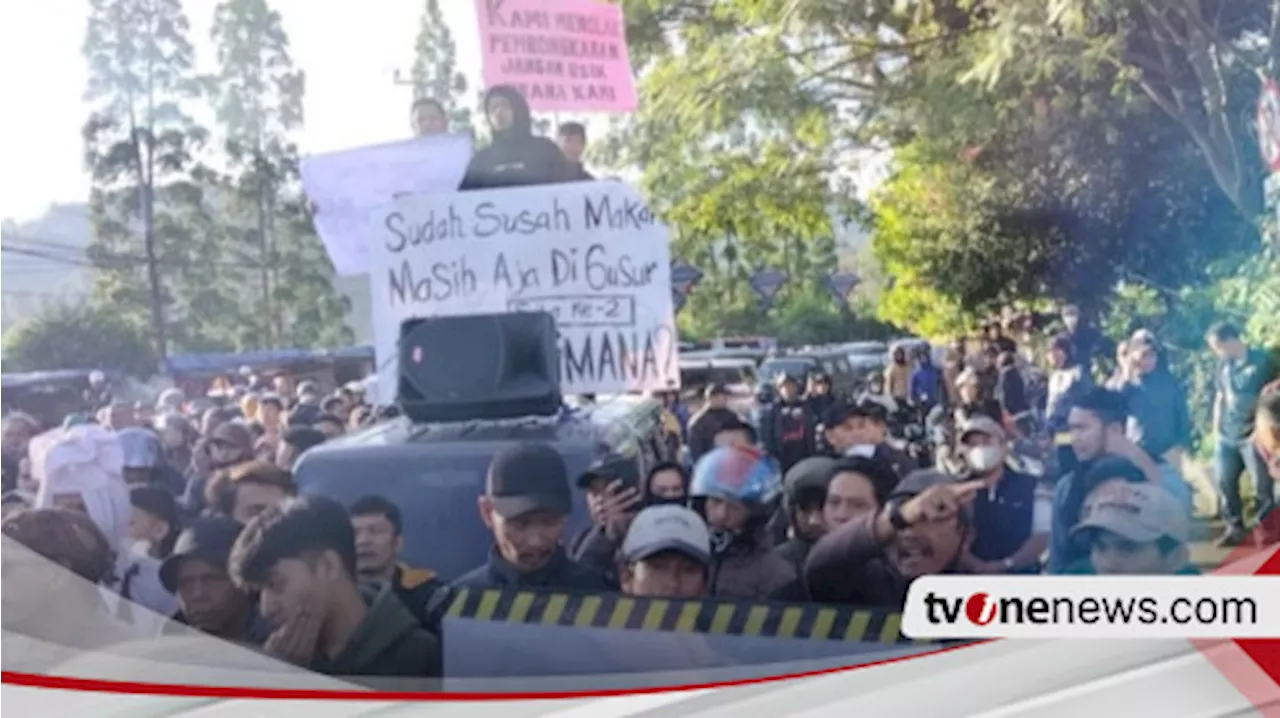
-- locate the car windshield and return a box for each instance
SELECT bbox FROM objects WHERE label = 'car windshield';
[758,359,815,384]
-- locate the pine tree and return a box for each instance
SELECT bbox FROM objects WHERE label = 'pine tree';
[82,0,210,361]
[210,0,350,350]
[410,0,470,132]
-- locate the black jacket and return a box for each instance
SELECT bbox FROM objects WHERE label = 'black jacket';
[687,407,741,462]
[804,513,915,609]
[308,583,441,678]
[450,546,611,592]
[460,86,576,191]
[568,524,621,589]
[391,564,446,628]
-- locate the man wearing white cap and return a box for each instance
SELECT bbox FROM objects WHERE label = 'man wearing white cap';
[1066,478,1197,575]
[618,505,712,599]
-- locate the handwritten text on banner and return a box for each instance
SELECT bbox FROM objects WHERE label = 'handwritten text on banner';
[474,0,638,113]
[300,133,473,276]
[369,181,677,399]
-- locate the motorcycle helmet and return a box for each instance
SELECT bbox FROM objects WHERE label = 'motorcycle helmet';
[690,445,782,508]
[690,446,782,553]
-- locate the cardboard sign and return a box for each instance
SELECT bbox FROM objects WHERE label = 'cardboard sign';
[300,133,473,276]
[474,0,639,112]
[367,181,678,400]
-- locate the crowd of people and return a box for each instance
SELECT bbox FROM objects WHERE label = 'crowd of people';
[3,306,1274,681]
[2,80,1279,683]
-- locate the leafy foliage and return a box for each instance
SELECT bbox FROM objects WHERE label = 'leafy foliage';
[210,0,353,350]
[2,302,157,377]
[82,0,212,358]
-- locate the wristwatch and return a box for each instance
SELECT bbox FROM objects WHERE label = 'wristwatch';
[887,499,910,531]
[1002,557,1016,571]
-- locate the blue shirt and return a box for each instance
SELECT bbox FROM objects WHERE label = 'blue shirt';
[910,364,943,407]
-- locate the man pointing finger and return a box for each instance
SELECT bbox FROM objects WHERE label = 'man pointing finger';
[804,471,976,609]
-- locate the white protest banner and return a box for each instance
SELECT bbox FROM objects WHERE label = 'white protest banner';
[368,181,677,401]
[300,133,473,276]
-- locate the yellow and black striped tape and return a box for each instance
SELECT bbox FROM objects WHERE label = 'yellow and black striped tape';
[444,587,927,645]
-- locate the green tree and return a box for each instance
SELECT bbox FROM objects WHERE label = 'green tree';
[601,2,871,339]
[210,0,352,350]
[967,0,1276,220]
[82,0,210,358]
[410,0,470,132]
[614,1,1273,339]
[2,302,157,377]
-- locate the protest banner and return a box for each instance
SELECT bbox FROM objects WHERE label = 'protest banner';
[300,133,472,276]
[474,0,638,113]
[368,181,678,400]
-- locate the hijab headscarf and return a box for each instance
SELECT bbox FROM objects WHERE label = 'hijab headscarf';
[29,424,178,623]
[31,424,131,551]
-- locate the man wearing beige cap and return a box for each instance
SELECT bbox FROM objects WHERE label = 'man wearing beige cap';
[1065,478,1197,575]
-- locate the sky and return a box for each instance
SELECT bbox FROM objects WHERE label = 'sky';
[1,0,492,222]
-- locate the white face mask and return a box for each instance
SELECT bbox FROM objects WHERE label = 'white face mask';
[967,445,1004,474]
[844,444,877,459]
[129,539,153,557]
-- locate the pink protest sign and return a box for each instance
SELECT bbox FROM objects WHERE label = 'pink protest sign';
[474,0,638,113]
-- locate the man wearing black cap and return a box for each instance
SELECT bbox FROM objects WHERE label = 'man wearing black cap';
[822,400,916,480]
[160,516,269,645]
[805,470,981,608]
[762,373,817,474]
[567,455,643,586]
[451,442,610,591]
[688,384,742,463]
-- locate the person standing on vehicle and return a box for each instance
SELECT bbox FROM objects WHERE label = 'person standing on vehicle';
[1206,322,1278,546]
[411,97,449,137]
[229,496,441,677]
[688,384,741,463]
[460,85,576,191]
[764,374,817,475]
[556,121,595,181]
[956,418,1049,575]
[689,445,795,600]
[452,442,610,591]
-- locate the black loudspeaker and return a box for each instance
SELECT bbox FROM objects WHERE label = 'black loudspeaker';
[397,311,562,423]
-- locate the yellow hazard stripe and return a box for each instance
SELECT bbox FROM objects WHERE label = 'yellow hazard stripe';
[445,587,924,645]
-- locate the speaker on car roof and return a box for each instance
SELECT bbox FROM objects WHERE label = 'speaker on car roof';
[397,311,562,423]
